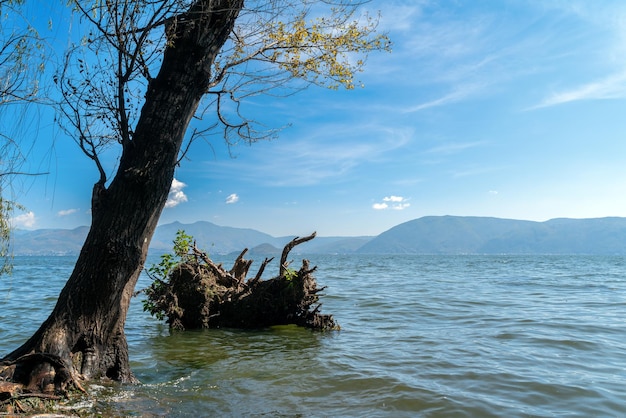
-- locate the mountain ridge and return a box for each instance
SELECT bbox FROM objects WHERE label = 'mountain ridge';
[10,216,626,255]
[357,215,626,254]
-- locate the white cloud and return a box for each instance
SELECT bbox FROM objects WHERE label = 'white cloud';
[57,208,79,217]
[165,178,188,208]
[404,83,485,112]
[530,71,626,109]
[373,196,411,211]
[225,193,239,204]
[392,203,411,210]
[12,211,36,228]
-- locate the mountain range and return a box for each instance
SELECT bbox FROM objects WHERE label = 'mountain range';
[11,216,626,256]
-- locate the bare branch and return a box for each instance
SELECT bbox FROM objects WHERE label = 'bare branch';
[0,171,48,177]
[54,0,389,179]
[279,232,316,278]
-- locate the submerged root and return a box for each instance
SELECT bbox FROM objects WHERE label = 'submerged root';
[145,232,339,331]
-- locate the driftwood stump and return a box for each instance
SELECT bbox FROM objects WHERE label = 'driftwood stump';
[144,232,338,331]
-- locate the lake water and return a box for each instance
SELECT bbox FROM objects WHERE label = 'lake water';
[1,254,626,417]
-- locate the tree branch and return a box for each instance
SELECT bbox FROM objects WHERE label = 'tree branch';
[279,232,316,278]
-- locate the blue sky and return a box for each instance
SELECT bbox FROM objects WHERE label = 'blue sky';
[7,0,626,237]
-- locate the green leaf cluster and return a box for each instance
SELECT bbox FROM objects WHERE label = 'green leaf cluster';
[265,13,391,90]
[283,267,297,282]
[142,229,194,319]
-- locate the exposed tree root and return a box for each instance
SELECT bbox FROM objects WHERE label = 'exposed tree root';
[0,353,86,414]
[144,232,339,331]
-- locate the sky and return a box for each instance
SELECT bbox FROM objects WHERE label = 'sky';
[6,0,626,237]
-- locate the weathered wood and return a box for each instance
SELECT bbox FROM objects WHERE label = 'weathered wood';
[145,232,338,331]
[279,232,317,278]
[252,257,274,284]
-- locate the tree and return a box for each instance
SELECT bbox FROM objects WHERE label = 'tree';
[0,0,389,393]
[0,0,46,276]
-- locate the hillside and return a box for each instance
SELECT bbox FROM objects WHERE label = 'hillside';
[12,221,373,256]
[357,216,626,254]
[150,221,283,254]
[12,226,90,256]
[11,216,626,256]
[151,221,372,255]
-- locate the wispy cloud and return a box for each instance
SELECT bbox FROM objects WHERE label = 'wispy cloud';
[225,193,239,204]
[165,178,188,208]
[451,165,503,179]
[529,71,626,109]
[390,1,626,114]
[207,125,413,187]
[425,140,487,155]
[57,208,79,217]
[12,211,36,228]
[404,84,485,113]
[390,7,518,112]
[375,2,426,33]
[372,196,411,211]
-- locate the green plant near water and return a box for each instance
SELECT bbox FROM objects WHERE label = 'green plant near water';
[284,267,298,282]
[142,230,195,320]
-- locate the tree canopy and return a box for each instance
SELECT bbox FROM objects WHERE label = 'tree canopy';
[57,0,390,182]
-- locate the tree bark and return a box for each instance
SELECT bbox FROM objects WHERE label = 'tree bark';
[1,0,244,391]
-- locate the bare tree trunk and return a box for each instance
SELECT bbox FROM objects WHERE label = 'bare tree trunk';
[1,0,244,391]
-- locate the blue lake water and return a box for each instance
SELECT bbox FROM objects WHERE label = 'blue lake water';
[1,254,626,417]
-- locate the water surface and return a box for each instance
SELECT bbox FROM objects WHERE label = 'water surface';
[1,254,625,417]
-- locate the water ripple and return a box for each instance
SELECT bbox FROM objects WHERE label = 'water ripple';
[2,255,626,416]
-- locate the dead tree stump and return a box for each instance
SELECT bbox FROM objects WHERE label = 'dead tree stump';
[144,232,339,331]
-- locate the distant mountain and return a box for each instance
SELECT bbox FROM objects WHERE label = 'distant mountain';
[248,243,283,256]
[12,216,626,256]
[357,216,626,254]
[12,221,373,256]
[294,236,373,254]
[150,221,285,255]
[149,222,374,255]
[12,226,89,256]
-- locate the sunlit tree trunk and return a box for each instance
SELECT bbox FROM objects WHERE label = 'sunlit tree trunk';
[2,0,244,384]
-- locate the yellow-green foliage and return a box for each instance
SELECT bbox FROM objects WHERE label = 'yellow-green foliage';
[212,4,391,92]
[266,13,390,89]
